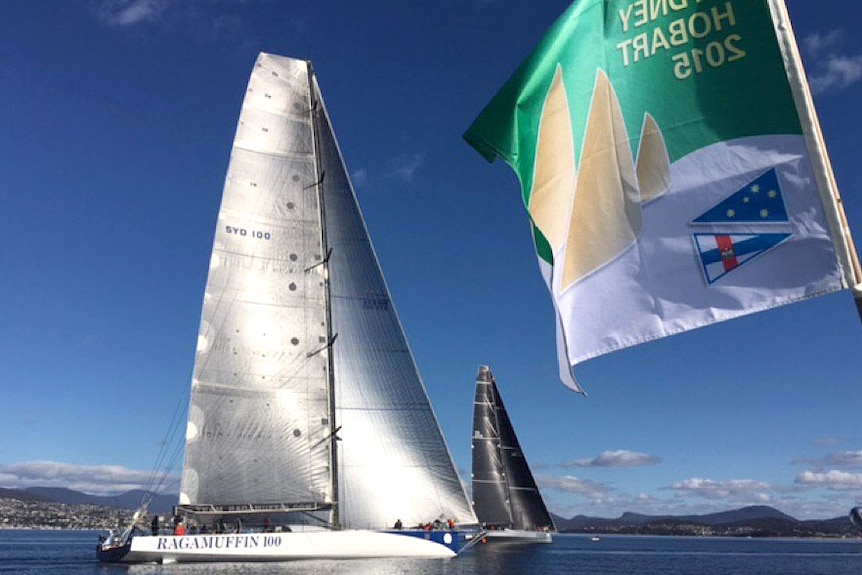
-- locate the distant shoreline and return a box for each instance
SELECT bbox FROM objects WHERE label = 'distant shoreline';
[2,491,857,539]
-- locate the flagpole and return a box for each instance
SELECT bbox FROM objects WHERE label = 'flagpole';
[769,0,862,322]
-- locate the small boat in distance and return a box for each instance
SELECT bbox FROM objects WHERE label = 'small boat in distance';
[471,365,555,543]
[97,52,480,563]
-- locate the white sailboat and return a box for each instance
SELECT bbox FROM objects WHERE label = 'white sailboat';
[472,366,554,543]
[98,52,479,563]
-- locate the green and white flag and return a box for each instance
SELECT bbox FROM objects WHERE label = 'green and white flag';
[464,0,860,392]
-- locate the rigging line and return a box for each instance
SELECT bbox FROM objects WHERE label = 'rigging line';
[146,391,187,481]
[138,384,189,506]
[155,401,188,479]
[138,360,191,500]
[303,170,325,190]
[307,333,337,358]
[152,437,186,497]
[309,425,342,451]
[274,357,318,389]
[270,327,330,389]
[304,247,332,272]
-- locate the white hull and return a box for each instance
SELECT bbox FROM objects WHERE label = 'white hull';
[103,530,469,563]
[481,529,553,544]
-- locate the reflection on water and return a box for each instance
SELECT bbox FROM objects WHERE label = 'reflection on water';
[2,530,860,575]
[90,537,560,575]
[126,557,459,575]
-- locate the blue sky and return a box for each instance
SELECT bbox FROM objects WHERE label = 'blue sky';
[2,0,862,521]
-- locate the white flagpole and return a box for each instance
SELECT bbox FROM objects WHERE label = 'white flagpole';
[768,0,862,319]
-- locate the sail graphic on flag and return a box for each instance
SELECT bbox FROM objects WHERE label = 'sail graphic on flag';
[463,0,861,391]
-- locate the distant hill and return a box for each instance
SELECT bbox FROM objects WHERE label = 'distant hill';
[557,505,796,530]
[0,487,50,503]
[614,505,796,527]
[553,505,856,538]
[550,512,569,530]
[2,487,177,514]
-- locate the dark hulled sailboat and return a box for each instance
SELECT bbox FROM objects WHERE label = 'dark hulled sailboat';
[471,365,554,543]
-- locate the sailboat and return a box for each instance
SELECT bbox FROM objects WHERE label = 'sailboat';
[849,507,862,533]
[97,52,480,563]
[471,365,555,543]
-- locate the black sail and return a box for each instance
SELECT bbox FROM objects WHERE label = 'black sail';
[471,366,555,531]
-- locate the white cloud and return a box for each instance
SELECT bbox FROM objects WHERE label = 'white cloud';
[825,451,862,467]
[803,30,844,57]
[670,477,773,502]
[90,0,253,45]
[536,474,613,500]
[801,29,862,95]
[793,450,862,469]
[634,492,655,504]
[813,436,850,447]
[351,169,369,187]
[796,469,862,491]
[562,449,660,468]
[808,54,862,95]
[385,153,425,183]
[94,0,165,27]
[0,460,175,496]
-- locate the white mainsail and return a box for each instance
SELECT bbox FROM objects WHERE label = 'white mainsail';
[181,55,333,517]
[178,53,474,532]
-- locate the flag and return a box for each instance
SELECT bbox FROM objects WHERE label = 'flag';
[464,0,860,392]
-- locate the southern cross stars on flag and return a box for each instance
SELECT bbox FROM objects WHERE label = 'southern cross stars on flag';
[692,169,789,224]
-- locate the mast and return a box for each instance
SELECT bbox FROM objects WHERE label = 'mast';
[307,60,340,529]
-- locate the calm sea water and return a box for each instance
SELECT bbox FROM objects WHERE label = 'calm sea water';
[1,530,860,575]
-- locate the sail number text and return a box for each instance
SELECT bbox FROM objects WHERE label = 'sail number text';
[226,226,271,240]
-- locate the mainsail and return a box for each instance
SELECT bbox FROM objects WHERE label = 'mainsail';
[472,366,554,532]
[179,53,475,530]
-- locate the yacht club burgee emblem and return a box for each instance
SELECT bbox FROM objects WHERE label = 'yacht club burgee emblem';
[692,168,792,284]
